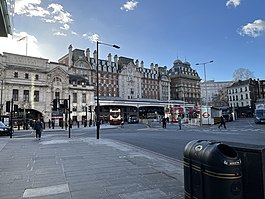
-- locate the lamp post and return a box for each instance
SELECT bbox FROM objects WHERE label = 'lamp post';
[196,60,213,124]
[96,41,120,139]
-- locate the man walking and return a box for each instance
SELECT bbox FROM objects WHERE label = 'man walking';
[162,117,167,128]
[34,118,43,140]
[178,115,182,130]
[218,115,226,129]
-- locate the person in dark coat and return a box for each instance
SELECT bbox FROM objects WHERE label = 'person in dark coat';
[162,117,167,128]
[34,119,43,140]
[218,115,226,129]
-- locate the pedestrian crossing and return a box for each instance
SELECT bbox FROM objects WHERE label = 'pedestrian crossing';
[137,127,265,134]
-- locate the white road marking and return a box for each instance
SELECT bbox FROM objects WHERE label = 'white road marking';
[22,184,69,198]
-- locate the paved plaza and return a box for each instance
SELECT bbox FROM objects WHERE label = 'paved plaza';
[0,131,184,199]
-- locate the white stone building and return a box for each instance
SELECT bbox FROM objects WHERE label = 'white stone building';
[0,52,95,127]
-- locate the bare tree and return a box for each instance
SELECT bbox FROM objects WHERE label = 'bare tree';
[233,68,254,81]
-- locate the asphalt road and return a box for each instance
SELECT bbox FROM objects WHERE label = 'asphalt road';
[10,118,265,161]
[95,118,265,161]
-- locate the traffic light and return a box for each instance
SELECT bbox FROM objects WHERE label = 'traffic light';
[52,99,57,111]
[6,101,10,112]
[14,104,19,112]
[64,99,68,109]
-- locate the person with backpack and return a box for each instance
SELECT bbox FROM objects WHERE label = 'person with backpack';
[34,118,43,140]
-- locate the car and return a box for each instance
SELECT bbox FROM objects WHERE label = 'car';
[0,121,11,136]
[128,115,139,124]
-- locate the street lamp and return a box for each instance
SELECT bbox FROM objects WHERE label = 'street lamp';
[96,41,120,139]
[196,60,213,124]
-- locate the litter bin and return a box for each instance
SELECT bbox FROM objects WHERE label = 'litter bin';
[184,140,243,199]
[223,141,265,199]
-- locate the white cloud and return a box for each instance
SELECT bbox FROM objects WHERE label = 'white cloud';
[0,32,41,57]
[120,0,138,11]
[71,31,78,36]
[60,24,70,30]
[53,32,67,36]
[83,33,99,43]
[239,19,265,38]
[15,0,50,17]
[14,1,73,34]
[47,3,73,24]
[226,0,240,8]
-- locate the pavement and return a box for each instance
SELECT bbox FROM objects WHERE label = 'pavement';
[0,125,184,199]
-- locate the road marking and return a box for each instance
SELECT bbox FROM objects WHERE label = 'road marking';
[22,184,69,198]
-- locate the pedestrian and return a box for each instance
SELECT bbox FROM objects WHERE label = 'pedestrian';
[218,115,226,129]
[178,115,182,130]
[121,118,124,128]
[34,118,43,140]
[162,117,167,128]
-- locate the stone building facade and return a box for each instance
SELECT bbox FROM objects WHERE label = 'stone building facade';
[168,59,201,105]
[0,52,95,126]
[59,45,171,101]
[227,78,258,117]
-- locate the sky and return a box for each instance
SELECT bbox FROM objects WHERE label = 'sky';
[0,0,265,81]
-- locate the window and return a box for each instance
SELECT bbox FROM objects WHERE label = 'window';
[34,91,39,102]
[25,73,29,79]
[35,74,39,80]
[24,90,29,102]
[14,72,18,78]
[13,89,19,101]
[73,93,77,103]
[246,93,248,99]
[82,93,86,103]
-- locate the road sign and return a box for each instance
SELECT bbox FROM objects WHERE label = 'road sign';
[202,112,209,118]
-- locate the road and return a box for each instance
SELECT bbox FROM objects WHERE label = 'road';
[93,118,265,160]
[11,118,265,161]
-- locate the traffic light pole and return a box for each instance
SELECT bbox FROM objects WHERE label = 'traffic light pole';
[68,95,71,138]
[10,98,13,138]
[52,97,71,138]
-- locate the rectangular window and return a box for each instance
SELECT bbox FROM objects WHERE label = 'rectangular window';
[14,72,18,78]
[73,93,77,103]
[34,91,39,102]
[24,90,29,102]
[25,73,29,79]
[13,89,19,101]
[35,74,39,80]
[82,93,86,103]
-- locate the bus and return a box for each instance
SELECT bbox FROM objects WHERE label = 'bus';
[255,99,265,124]
[109,108,122,125]
[171,105,184,123]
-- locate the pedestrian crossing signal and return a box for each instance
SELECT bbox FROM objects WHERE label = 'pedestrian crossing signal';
[6,101,10,112]
[52,99,57,111]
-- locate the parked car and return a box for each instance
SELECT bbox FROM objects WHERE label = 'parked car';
[128,115,139,124]
[0,121,11,136]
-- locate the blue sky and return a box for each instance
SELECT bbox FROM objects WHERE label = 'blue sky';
[1,0,265,81]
